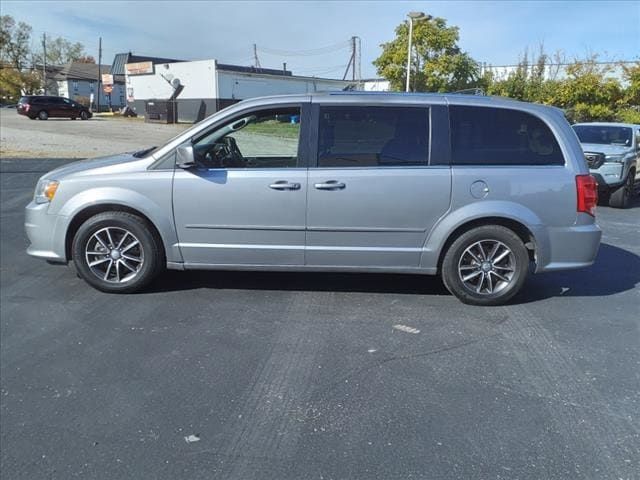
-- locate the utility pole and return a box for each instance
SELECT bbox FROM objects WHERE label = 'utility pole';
[253,44,261,69]
[343,36,358,82]
[351,36,356,81]
[97,37,102,112]
[41,33,47,95]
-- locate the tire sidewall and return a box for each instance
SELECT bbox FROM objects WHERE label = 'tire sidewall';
[38,110,48,120]
[609,172,633,208]
[72,213,160,293]
[442,226,529,306]
[80,111,88,120]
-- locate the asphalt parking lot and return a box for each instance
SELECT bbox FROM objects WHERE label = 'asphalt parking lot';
[1,155,639,479]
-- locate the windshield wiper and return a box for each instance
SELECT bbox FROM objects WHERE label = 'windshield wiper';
[133,146,157,158]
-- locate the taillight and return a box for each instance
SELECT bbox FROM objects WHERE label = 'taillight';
[23,104,30,112]
[576,174,598,216]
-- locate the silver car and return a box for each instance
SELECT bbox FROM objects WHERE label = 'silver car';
[25,93,602,305]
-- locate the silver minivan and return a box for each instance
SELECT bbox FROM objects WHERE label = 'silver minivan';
[25,93,601,305]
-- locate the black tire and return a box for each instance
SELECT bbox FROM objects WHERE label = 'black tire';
[70,117,76,120]
[80,110,89,120]
[441,225,530,306]
[71,212,164,293]
[38,110,48,120]
[608,170,634,209]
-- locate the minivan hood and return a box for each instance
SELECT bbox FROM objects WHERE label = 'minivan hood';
[579,143,631,156]
[43,151,147,180]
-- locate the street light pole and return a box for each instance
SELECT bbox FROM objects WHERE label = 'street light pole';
[405,11,431,93]
[405,18,414,92]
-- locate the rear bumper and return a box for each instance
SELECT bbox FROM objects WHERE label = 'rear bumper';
[534,222,602,273]
[24,201,69,263]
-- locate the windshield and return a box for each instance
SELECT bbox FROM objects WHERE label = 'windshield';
[573,125,633,146]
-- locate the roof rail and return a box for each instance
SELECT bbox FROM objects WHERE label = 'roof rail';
[449,88,485,96]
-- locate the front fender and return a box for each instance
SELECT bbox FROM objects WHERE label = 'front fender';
[55,187,181,263]
[420,200,550,271]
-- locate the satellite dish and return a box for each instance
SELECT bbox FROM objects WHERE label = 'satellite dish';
[172,78,181,88]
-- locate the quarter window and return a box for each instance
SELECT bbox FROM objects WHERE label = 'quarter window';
[450,106,564,166]
[192,107,301,169]
[318,106,429,167]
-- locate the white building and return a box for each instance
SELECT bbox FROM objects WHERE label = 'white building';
[122,58,357,122]
[362,78,391,92]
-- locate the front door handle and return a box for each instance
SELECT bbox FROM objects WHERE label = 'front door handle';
[314,180,346,190]
[269,181,301,191]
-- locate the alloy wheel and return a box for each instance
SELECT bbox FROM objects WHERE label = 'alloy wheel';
[457,239,516,295]
[85,227,144,283]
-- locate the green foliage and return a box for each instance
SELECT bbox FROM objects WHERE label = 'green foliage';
[373,16,479,92]
[33,36,91,65]
[375,18,638,124]
[0,15,32,69]
[1,15,92,99]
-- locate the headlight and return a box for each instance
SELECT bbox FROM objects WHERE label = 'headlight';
[605,154,624,163]
[34,179,59,204]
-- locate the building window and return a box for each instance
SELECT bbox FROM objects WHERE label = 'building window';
[89,81,95,92]
[72,80,78,90]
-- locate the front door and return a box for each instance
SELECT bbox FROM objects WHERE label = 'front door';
[172,104,309,266]
[306,104,451,269]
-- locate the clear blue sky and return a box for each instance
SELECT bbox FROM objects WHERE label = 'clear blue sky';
[3,0,639,78]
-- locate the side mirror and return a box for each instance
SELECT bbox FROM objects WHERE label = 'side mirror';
[176,145,196,169]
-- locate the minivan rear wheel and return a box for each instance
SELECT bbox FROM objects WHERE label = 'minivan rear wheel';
[441,225,529,306]
[38,110,48,120]
[72,212,164,293]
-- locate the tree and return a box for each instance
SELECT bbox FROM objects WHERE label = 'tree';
[0,15,32,69]
[616,62,640,124]
[373,16,479,92]
[34,36,91,65]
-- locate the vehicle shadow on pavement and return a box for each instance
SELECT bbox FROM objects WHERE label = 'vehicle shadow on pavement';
[515,242,640,303]
[148,243,638,302]
[150,269,450,296]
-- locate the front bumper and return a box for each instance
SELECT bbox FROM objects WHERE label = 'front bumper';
[590,162,625,189]
[25,201,69,263]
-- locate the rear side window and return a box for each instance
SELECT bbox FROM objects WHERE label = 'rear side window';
[450,106,564,166]
[318,106,429,167]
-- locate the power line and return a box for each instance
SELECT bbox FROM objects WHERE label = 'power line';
[257,40,350,57]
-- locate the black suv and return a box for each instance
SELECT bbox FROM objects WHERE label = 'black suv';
[17,96,92,121]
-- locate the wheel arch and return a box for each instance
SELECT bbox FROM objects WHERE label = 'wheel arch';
[65,204,166,262]
[435,216,538,275]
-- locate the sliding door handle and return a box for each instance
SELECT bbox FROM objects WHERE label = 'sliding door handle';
[269,181,301,191]
[314,180,346,190]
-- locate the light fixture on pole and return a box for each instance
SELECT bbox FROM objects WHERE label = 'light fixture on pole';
[405,11,431,92]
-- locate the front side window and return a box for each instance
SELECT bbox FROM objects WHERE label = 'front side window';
[192,107,301,168]
[450,106,564,166]
[318,106,429,167]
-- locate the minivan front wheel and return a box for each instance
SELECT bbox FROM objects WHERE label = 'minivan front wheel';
[80,110,89,120]
[72,212,163,293]
[442,225,529,306]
